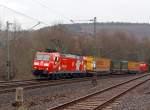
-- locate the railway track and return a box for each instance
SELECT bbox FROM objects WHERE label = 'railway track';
[47,74,150,110]
[0,77,93,94]
[0,79,35,83]
[0,74,135,94]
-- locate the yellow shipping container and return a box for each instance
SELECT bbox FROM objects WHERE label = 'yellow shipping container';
[85,56,95,71]
[96,57,111,71]
[128,61,140,71]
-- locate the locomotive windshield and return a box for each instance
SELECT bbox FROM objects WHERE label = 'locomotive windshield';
[35,54,50,61]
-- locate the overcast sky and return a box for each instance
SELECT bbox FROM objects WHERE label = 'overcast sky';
[0,0,150,29]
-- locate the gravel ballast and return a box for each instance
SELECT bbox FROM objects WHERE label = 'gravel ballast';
[0,74,148,110]
[106,78,150,110]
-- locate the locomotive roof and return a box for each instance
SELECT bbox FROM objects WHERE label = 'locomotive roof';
[61,54,81,58]
[36,51,59,54]
[36,52,84,59]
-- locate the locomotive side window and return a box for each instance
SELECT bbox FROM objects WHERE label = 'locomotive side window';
[55,57,59,62]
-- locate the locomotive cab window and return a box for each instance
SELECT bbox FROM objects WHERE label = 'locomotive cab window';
[35,54,50,61]
[43,55,50,61]
[35,54,43,60]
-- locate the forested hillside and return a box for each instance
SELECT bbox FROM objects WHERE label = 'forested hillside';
[66,23,150,38]
[0,23,150,80]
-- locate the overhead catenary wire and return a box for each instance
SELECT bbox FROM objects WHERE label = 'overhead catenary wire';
[31,0,71,22]
[0,4,49,26]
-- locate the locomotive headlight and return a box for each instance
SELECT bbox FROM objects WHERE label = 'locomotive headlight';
[33,66,37,69]
[44,63,49,66]
[34,62,39,65]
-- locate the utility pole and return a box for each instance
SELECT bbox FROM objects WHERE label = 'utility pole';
[6,21,12,80]
[70,17,97,54]
[93,17,97,38]
[29,22,41,30]
[93,17,97,85]
[70,17,98,86]
[93,17,97,55]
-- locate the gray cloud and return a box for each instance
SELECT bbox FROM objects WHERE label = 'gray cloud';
[0,0,150,29]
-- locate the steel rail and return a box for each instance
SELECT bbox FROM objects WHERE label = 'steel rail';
[0,77,92,94]
[47,74,150,110]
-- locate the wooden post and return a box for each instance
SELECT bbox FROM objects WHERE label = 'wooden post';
[12,87,27,110]
[15,87,23,106]
[91,74,97,86]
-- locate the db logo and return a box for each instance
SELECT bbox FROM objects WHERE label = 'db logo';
[40,61,44,66]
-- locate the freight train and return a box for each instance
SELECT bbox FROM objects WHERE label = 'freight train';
[32,49,148,79]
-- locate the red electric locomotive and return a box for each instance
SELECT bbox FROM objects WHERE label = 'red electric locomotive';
[32,49,87,78]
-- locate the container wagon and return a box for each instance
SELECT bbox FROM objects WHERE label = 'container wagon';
[84,56,95,72]
[120,61,128,73]
[111,60,121,74]
[128,61,140,74]
[95,57,111,74]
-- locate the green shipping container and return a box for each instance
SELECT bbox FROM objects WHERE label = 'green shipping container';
[111,60,121,70]
[121,61,128,70]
